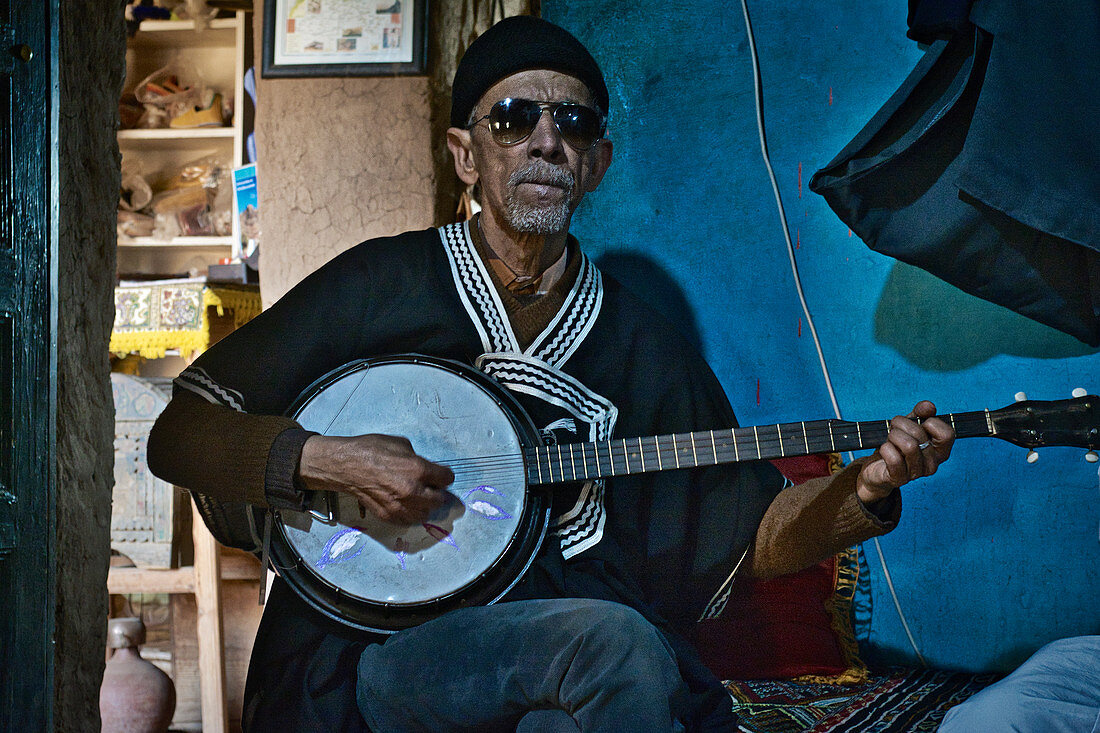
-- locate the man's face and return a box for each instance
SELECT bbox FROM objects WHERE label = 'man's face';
[447,69,612,236]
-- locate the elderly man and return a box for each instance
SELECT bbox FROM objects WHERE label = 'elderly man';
[148,15,953,732]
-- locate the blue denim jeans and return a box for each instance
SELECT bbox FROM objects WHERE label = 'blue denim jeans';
[356,598,690,732]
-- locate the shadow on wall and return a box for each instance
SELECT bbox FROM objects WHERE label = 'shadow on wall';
[874,263,1099,371]
[595,251,703,352]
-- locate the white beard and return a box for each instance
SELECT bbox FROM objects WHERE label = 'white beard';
[503,161,577,234]
[505,197,572,234]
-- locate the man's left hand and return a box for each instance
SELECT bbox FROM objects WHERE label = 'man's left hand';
[856,400,955,504]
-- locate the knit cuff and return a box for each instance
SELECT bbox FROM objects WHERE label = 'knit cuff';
[829,459,903,541]
[264,427,318,511]
[858,488,902,529]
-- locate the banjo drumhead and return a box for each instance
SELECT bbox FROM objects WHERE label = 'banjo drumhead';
[272,356,547,633]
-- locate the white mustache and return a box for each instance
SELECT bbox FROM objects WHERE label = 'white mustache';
[509,162,574,189]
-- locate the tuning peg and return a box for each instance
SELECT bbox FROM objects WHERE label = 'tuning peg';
[1015,392,1028,402]
[1026,450,1039,463]
[1086,451,1099,463]
[1072,387,1088,398]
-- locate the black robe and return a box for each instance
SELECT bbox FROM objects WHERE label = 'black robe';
[178,223,784,730]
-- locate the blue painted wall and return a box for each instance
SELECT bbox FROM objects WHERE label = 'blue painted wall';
[544,1,1100,672]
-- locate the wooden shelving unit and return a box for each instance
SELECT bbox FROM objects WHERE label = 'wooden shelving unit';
[118,13,246,275]
[110,12,254,733]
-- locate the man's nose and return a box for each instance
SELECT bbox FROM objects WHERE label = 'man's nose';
[526,108,567,163]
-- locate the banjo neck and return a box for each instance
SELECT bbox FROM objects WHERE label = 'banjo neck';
[523,410,997,486]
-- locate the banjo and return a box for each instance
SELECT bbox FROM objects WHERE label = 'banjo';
[266,354,1100,634]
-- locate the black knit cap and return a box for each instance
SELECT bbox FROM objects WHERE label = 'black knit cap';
[450,15,609,128]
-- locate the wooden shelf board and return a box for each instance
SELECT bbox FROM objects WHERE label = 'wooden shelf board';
[117,128,238,156]
[118,236,234,248]
[129,17,241,49]
[118,127,236,142]
[107,552,261,595]
[137,17,241,32]
[108,566,196,595]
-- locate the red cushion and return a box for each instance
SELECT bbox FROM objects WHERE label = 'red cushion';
[694,453,861,680]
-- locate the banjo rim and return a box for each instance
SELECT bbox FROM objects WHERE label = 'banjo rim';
[269,354,551,634]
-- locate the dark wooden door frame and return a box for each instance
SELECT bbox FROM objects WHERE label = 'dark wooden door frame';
[1,0,58,728]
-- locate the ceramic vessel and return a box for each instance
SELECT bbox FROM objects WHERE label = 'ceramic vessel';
[100,617,176,733]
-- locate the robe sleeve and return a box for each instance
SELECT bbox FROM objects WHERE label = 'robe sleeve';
[147,389,311,507]
[146,229,450,504]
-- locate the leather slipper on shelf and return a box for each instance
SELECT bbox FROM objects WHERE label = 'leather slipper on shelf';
[170,92,224,128]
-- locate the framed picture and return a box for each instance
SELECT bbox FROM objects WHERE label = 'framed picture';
[262,0,427,78]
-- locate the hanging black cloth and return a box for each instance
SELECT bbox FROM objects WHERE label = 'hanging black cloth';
[907,0,974,43]
[810,1,1100,347]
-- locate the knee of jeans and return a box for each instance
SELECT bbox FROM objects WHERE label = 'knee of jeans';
[564,599,646,631]
[567,601,672,658]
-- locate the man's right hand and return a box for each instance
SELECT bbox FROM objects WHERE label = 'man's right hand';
[297,434,454,524]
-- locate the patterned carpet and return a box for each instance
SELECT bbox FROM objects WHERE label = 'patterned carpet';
[726,667,1003,732]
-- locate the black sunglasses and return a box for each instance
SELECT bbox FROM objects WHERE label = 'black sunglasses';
[467,98,607,151]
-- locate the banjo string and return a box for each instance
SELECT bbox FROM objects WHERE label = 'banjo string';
[437,415,929,477]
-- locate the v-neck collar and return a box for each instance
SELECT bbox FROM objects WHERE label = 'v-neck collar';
[439,220,603,367]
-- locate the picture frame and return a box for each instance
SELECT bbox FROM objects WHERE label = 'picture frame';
[262,0,427,78]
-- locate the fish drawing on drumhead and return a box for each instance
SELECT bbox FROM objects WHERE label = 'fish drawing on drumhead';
[463,484,513,521]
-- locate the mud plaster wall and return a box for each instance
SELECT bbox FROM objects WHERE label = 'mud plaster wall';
[251,0,533,306]
[251,2,435,306]
[56,0,124,727]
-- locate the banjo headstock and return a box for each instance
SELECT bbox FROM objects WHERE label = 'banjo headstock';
[988,390,1100,460]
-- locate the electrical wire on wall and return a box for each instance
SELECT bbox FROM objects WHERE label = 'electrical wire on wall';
[737,0,928,667]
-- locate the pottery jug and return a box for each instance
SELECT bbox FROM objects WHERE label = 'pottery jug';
[100,616,176,733]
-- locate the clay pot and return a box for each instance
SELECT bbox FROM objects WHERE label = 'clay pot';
[100,617,176,733]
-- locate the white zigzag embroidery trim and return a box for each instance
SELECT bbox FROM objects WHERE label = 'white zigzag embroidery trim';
[439,223,516,353]
[174,367,245,412]
[557,481,606,558]
[699,547,751,621]
[438,222,604,370]
[557,480,603,543]
[477,355,617,559]
[528,256,603,368]
[481,363,616,440]
[699,481,789,620]
[538,261,597,359]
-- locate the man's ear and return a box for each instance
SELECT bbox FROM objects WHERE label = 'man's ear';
[582,138,613,193]
[446,127,479,186]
